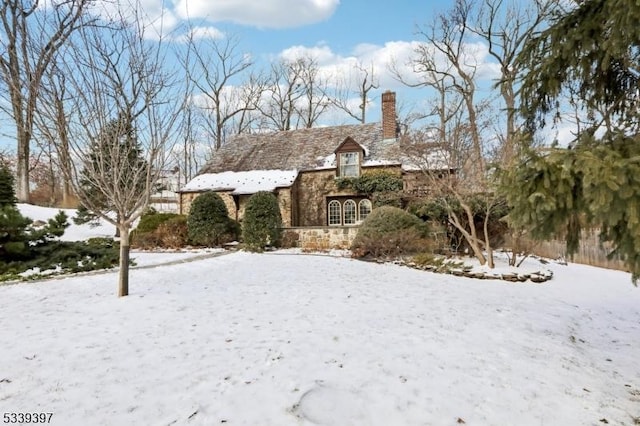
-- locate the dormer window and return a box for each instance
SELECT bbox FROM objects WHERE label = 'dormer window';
[334,137,364,178]
[339,152,360,177]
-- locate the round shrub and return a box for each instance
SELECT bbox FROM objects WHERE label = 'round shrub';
[242,191,282,251]
[351,206,432,259]
[187,192,236,247]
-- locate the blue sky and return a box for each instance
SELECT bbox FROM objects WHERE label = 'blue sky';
[148,0,458,124]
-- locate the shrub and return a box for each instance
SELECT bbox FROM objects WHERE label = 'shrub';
[242,191,282,251]
[0,238,120,279]
[136,210,180,233]
[131,209,183,249]
[156,216,188,249]
[351,206,432,259]
[187,192,236,247]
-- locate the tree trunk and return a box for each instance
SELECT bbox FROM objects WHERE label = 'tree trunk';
[118,226,130,297]
[16,134,30,203]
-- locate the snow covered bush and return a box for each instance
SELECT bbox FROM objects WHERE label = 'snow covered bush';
[187,192,238,247]
[351,206,432,259]
[242,191,282,251]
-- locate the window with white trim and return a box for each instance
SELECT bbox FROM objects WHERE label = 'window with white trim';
[343,199,357,225]
[358,199,372,222]
[328,200,342,226]
[339,152,360,177]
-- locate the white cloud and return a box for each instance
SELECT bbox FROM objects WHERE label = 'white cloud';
[274,41,424,91]
[174,0,339,28]
[178,25,226,42]
[88,0,181,40]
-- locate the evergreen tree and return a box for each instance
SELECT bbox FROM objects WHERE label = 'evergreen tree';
[0,162,16,207]
[507,0,640,282]
[0,160,69,263]
[242,192,282,251]
[76,112,149,235]
[187,192,237,247]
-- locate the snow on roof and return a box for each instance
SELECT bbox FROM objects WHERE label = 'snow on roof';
[180,170,298,195]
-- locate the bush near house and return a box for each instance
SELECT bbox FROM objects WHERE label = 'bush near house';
[242,191,282,252]
[187,192,238,247]
[351,206,432,259]
[131,209,188,249]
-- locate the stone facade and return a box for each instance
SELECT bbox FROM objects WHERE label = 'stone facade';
[180,188,295,227]
[283,226,360,251]
[296,169,354,226]
[179,191,236,218]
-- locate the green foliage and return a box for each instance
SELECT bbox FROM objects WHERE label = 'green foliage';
[0,205,31,259]
[132,211,188,249]
[187,192,237,247]
[0,163,16,207]
[0,207,69,263]
[73,204,100,226]
[0,238,120,280]
[501,134,640,282]
[335,170,404,207]
[351,206,431,259]
[136,210,180,233]
[242,191,282,251]
[515,0,640,283]
[0,169,113,281]
[78,112,149,219]
[518,0,640,129]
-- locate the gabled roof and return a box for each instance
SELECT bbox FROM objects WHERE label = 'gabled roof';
[197,122,400,175]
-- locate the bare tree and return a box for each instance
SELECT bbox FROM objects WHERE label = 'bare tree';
[56,8,184,297]
[34,66,75,206]
[396,0,554,268]
[295,56,330,128]
[329,61,379,124]
[258,58,306,131]
[470,0,556,166]
[182,32,259,150]
[0,0,93,202]
[395,0,495,266]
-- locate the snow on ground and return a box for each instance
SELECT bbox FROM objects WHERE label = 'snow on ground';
[1,251,639,426]
[17,203,117,241]
[15,203,217,269]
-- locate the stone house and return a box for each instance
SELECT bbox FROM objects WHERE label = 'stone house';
[178,91,441,249]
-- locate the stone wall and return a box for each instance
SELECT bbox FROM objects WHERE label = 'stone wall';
[179,190,238,219]
[179,188,294,227]
[283,226,360,251]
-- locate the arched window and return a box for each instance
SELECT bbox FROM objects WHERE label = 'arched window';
[328,200,342,226]
[343,199,357,225]
[358,199,372,222]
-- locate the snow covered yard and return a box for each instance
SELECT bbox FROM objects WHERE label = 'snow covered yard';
[0,251,639,425]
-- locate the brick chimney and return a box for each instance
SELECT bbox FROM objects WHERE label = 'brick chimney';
[381,90,398,140]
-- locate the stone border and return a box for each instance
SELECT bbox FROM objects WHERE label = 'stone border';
[394,260,554,283]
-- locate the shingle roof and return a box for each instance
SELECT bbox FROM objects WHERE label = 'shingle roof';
[198,122,400,174]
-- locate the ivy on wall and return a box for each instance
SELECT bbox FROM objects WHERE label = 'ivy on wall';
[335,170,403,207]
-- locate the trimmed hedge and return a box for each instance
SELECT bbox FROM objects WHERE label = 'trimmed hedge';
[242,191,282,251]
[188,192,238,247]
